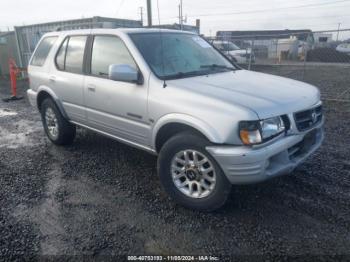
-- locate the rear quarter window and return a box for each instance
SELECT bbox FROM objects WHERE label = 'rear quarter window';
[30,36,58,67]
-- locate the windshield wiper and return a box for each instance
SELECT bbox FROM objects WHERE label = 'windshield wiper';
[163,65,235,80]
[163,70,208,80]
[200,64,236,71]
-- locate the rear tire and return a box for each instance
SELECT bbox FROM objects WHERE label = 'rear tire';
[40,98,76,145]
[158,132,231,212]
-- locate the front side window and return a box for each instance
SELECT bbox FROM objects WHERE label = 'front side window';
[91,36,136,77]
[129,33,236,80]
[31,36,58,66]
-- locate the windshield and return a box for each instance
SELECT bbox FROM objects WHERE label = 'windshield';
[129,32,236,80]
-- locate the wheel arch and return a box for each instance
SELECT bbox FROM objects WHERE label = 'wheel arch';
[36,87,69,119]
[152,114,222,153]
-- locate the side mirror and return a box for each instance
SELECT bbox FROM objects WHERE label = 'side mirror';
[108,64,143,84]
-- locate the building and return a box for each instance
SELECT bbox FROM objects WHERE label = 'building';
[216,29,314,60]
[14,16,142,67]
[0,31,20,77]
[217,29,312,40]
[313,32,333,47]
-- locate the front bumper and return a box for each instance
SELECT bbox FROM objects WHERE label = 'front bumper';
[206,126,324,184]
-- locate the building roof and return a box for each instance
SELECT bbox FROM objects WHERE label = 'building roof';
[0,31,14,37]
[14,16,141,30]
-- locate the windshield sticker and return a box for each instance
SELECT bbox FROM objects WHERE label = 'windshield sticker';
[193,36,212,48]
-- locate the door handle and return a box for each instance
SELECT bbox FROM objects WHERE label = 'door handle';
[87,85,96,92]
[49,76,56,82]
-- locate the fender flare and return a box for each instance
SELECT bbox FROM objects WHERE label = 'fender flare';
[36,86,69,119]
[151,113,222,149]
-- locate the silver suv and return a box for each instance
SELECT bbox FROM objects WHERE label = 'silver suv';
[27,28,324,211]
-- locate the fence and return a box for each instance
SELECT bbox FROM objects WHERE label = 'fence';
[207,28,350,102]
[14,16,142,68]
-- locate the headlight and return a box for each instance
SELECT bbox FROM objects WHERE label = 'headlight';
[239,121,262,145]
[239,117,285,145]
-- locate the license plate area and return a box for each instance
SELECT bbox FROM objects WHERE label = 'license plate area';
[288,129,318,160]
[303,129,317,149]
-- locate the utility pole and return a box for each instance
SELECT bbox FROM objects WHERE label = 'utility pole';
[139,7,144,26]
[179,0,183,30]
[336,23,341,41]
[196,19,200,34]
[147,0,152,27]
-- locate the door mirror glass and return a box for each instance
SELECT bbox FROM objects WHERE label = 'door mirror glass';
[109,64,141,84]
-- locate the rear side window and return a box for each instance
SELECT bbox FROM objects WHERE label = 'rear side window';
[55,35,87,74]
[56,38,68,70]
[91,36,136,77]
[30,36,58,66]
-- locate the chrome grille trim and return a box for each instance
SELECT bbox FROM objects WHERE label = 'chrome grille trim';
[294,105,323,131]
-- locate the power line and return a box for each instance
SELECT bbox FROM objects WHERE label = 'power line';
[115,0,126,17]
[163,0,350,19]
[205,14,350,24]
[182,0,341,11]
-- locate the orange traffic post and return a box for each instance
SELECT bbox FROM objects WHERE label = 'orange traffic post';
[3,58,26,102]
[9,59,17,97]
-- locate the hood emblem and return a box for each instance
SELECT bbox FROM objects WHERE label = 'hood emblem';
[311,111,317,123]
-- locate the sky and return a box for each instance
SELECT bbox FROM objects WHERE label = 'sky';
[1,0,350,39]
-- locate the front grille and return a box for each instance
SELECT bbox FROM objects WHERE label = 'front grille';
[294,105,322,131]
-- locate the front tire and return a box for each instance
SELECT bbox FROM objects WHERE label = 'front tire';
[40,98,76,145]
[158,132,231,211]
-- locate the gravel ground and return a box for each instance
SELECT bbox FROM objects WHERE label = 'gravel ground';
[0,68,350,261]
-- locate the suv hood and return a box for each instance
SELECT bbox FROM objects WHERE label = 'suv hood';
[169,70,320,119]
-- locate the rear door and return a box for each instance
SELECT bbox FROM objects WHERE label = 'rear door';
[49,35,88,123]
[84,34,150,146]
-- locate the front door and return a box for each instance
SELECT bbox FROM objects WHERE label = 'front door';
[84,35,150,146]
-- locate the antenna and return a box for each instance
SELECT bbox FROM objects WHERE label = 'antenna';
[156,0,167,88]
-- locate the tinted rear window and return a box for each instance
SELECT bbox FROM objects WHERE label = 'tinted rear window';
[56,37,68,70]
[31,36,58,66]
[65,36,87,74]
